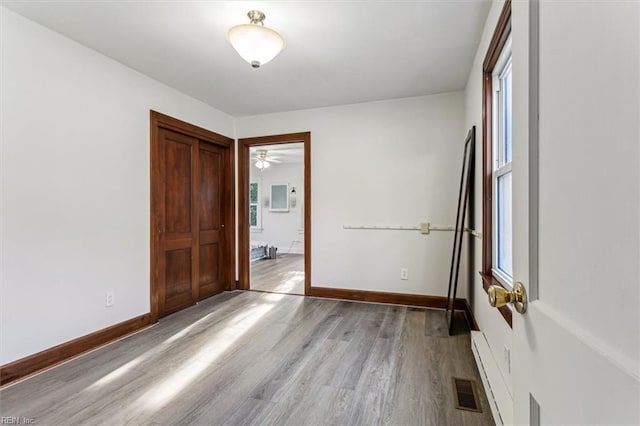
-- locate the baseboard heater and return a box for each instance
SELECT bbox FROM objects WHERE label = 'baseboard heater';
[470,330,513,425]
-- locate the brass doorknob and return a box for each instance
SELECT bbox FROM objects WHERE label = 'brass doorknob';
[488,282,527,314]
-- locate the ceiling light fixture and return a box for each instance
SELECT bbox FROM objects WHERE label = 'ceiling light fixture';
[254,149,272,169]
[227,10,285,69]
[255,159,270,169]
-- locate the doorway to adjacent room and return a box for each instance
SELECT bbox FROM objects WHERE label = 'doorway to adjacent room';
[238,133,310,296]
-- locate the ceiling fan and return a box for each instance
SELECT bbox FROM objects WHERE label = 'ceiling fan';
[251,149,281,169]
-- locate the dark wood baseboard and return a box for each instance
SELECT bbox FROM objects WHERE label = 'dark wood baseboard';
[0,313,152,387]
[308,287,478,330]
[464,300,480,331]
[308,286,465,308]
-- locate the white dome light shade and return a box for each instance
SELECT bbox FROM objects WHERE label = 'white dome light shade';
[228,11,285,68]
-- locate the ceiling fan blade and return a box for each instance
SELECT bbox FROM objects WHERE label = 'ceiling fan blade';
[267,148,302,154]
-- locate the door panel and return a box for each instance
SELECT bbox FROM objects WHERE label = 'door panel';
[509,2,640,424]
[199,147,222,231]
[199,242,221,298]
[198,143,224,299]
[164,137,193,233]
[163,248,193,313]
[158,128,197,317]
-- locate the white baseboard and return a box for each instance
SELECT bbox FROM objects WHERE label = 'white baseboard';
[471,330,513,425]
[282,247,304,255]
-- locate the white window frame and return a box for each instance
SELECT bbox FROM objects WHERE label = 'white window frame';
[491,38,513,289]
[249,181,262,231]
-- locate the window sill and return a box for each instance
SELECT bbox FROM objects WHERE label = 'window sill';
[479,272,513,328]
[250,228,263,233]
[491,268,514,291]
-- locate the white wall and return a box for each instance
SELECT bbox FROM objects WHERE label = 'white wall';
[237,93,465,296]
[0,8,235,364]
[250,161,304,254]
[462,0,513,401]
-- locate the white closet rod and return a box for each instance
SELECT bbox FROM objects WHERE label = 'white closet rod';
[342,223,482,239]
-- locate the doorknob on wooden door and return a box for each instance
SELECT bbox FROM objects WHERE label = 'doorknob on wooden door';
[488,282,527,314]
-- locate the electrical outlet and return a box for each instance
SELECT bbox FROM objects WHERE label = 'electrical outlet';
[504,345,511,373]
[106,291,114,307]
[400,268,409,280]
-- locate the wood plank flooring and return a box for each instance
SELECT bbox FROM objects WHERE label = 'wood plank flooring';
[250,254,304,295]
[0,291,494,425]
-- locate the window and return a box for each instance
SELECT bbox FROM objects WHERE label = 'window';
[482,0,512,326]
[249,181,261,229]
[492,42,513,287]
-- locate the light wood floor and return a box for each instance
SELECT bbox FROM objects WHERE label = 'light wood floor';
[251,254,304,295]
[0,291,493,425]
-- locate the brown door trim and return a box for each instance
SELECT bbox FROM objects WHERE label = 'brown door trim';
[150,111,235,322]
[237,132,311,294]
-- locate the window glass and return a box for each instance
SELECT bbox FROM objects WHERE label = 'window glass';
[492,44,513,287]
[249,182,260,228]
[249,183,258,204]
[497,172,512,277]
[250,205,257,227]
[503,66,512,164]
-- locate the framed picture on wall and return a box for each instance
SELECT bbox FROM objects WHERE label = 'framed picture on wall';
[269,183,289,212]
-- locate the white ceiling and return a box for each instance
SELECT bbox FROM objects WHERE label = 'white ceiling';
[3,1,491,117]
[250,143,304,164]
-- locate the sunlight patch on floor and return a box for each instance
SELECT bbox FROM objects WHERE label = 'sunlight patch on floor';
[88,357,143,389]
[138,302,275,411]
[262,292,286,302]
[164,311,215,344]
[88,311,219,390]
[285,270,304,281]
[276,271,304,293]
[274,270,304,293]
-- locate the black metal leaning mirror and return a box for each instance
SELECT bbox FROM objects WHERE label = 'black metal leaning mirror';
[446,126,475,335]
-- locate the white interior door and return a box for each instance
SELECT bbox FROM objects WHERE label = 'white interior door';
[509,1,640,424]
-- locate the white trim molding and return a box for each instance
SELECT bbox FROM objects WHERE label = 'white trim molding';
[471,330,513,425]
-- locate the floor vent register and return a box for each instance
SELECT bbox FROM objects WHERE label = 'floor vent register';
[453,377,482,413]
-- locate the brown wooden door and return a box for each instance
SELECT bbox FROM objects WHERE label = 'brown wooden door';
[197,142,225,299]
[151,111,234,320]
[156,129,228,318]
[158,128,198,316]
